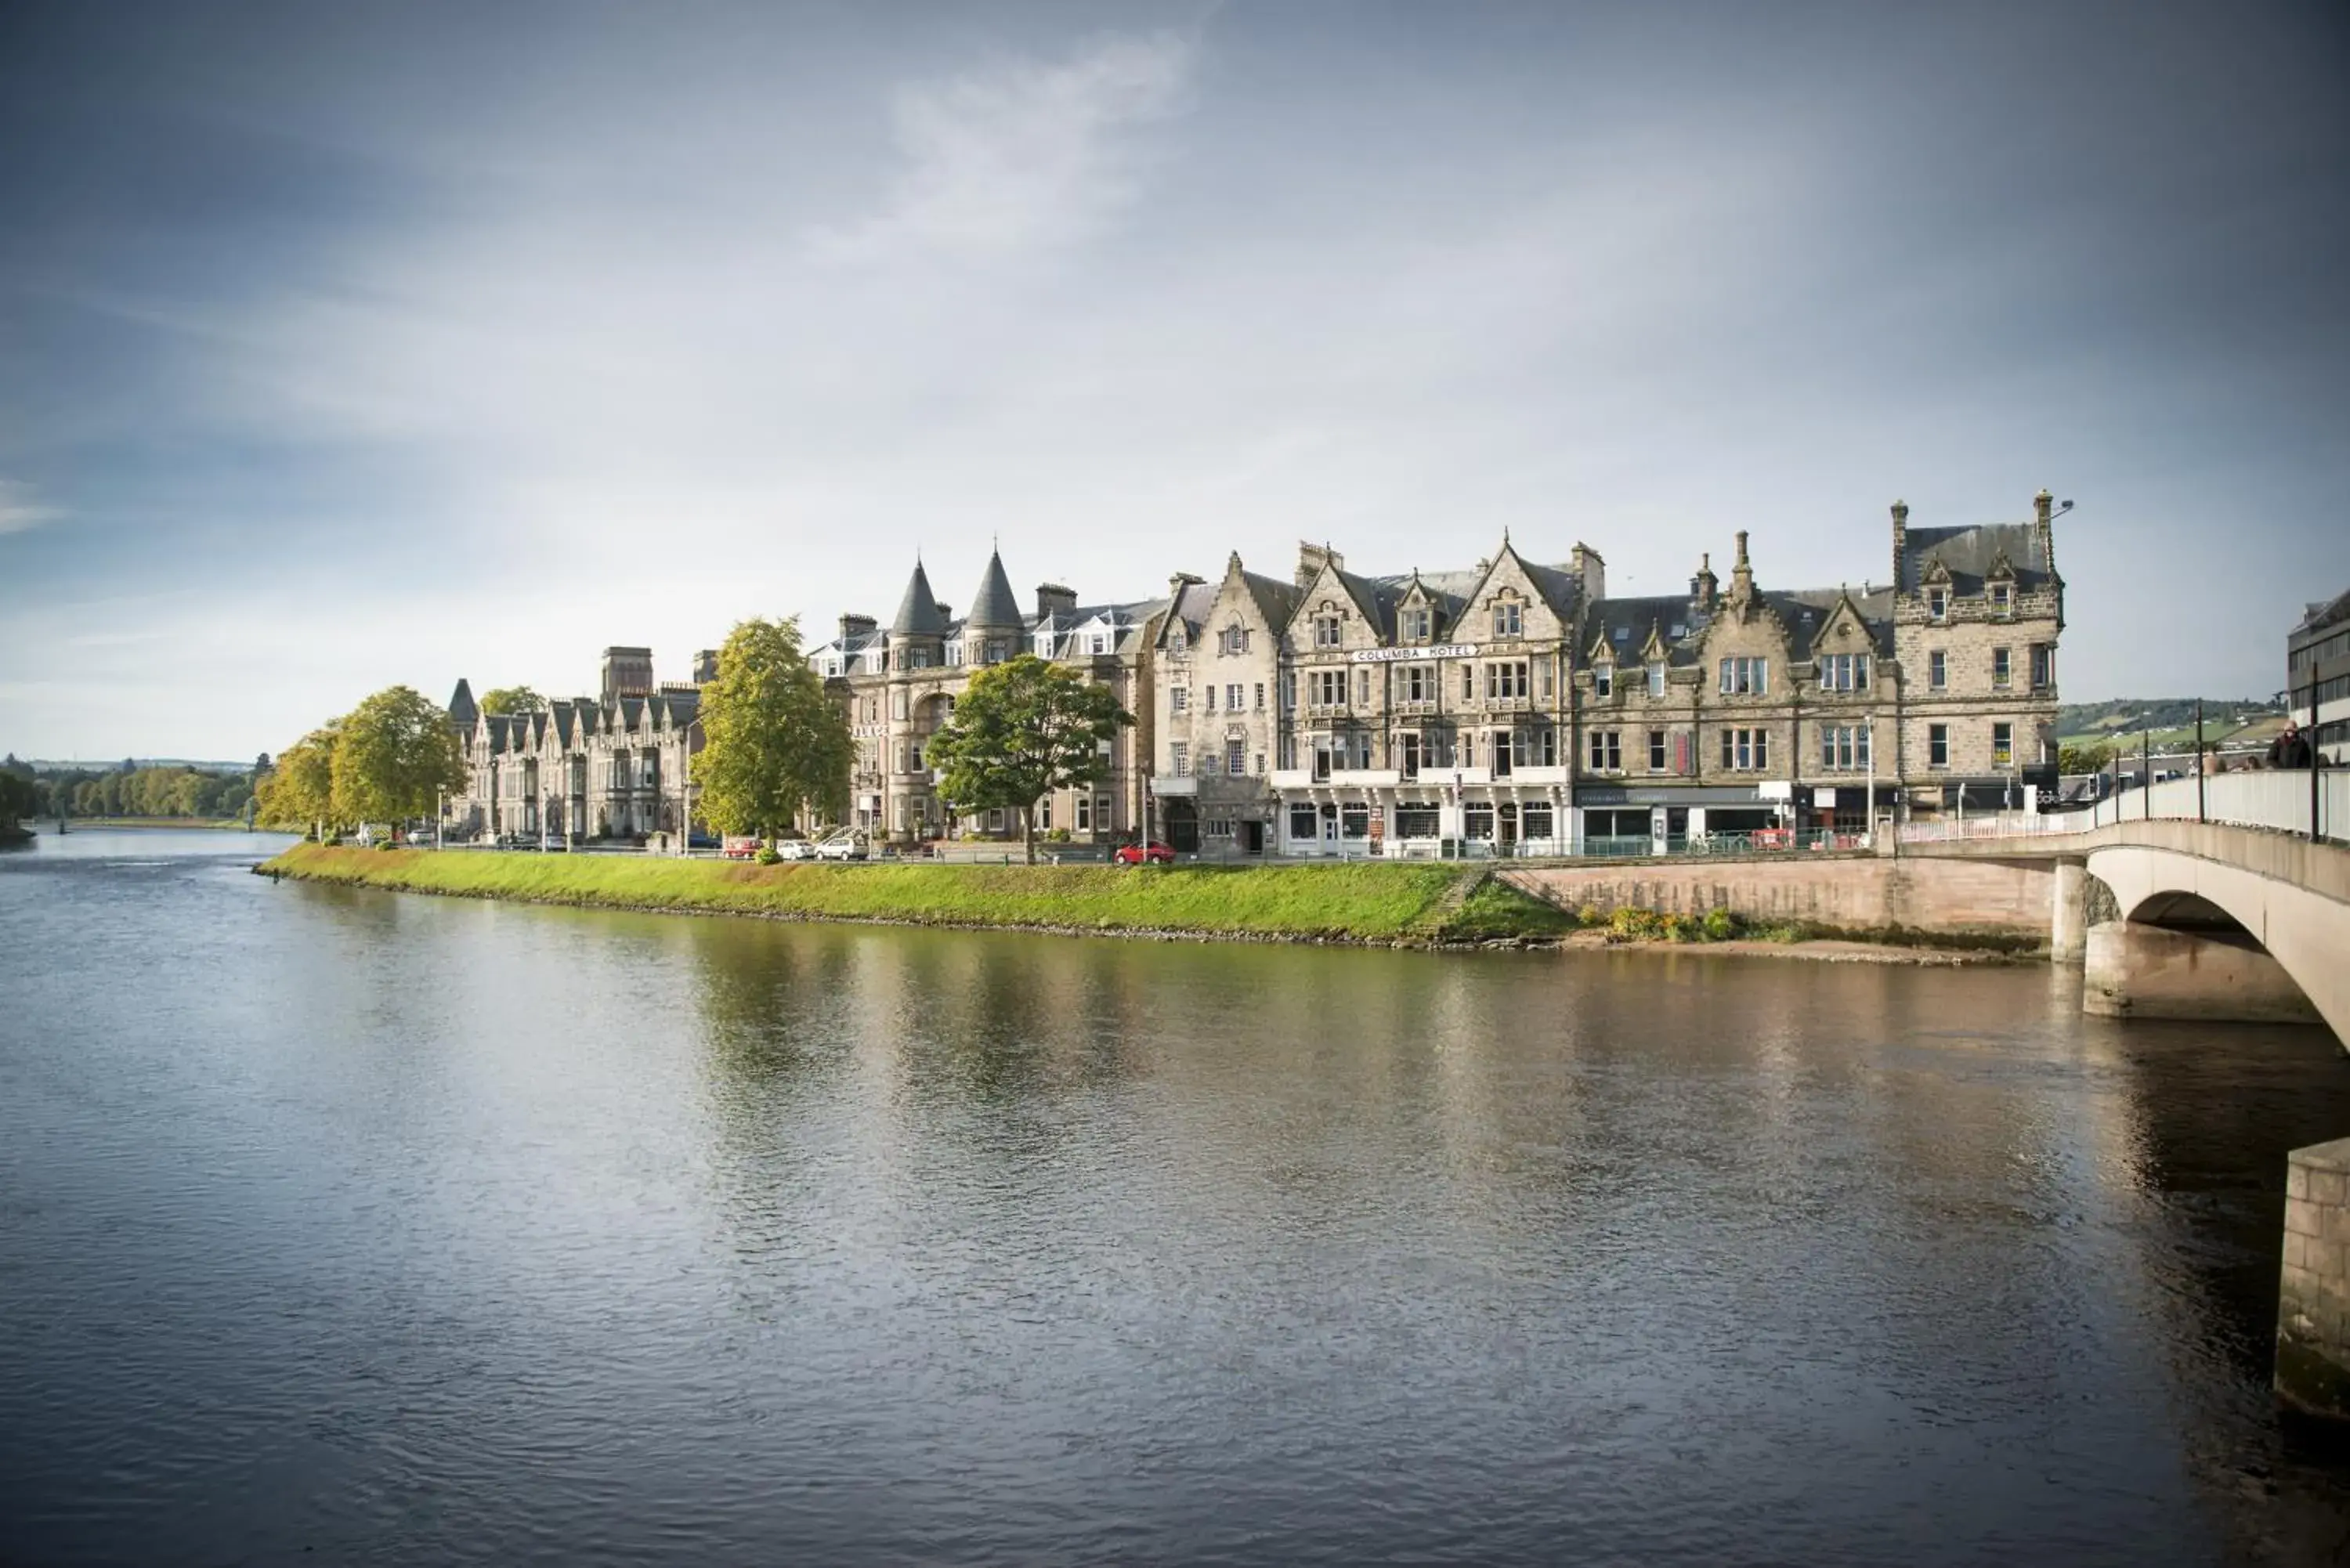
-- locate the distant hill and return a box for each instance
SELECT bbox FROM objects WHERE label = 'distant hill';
[15,758,250,774]
[2056,699,2280,740]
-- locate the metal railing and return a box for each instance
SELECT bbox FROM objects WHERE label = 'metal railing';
[1898,770,2344,847]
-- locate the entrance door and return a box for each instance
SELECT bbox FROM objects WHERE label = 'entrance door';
[1242,820,1264,856]
[1321,802,1340,847]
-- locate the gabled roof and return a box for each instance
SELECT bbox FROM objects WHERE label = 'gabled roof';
[965,549,1024,630]
[1159,578,1222,644]
[891,559,949,637]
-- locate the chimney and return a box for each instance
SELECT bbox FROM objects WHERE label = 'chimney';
[2030,488,2059,576]
[1167,570,1202,600]
[1035,583,1079,620]
[838,612,877,643]
[1890,499,1909,593]
[2034,490,2053,528]
[691,649,718,685]
[1571,542,1606,602]
[1730,530,1754,604]
[1296,541,1342,590]
[1690,551,1718,615]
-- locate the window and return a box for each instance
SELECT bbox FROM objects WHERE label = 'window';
[1819,652,1871,692]
[1227,739,1246,776]
[1310,669,1346,706]
[1403,663,1436,703]
[1593,663,1613,698]
[2030,644,2054,690]
[1278,734,1296,769]
[1220,626,1249,656]
[1204,818,1231,838]
[1227,683,1245,711]
[1819,724,1872,771]
[1396,803,1441,839]
[1198,752,1220,775]
[1485,661,1529,699]
[1991,582,2013,615]
[1929,649,1947,689]
[1928,587,1949,621]
[1280,670,1296,710]
[1492,599,1523,638]
[1992,647,2012,689]
[1341,804,1370,840]
[1254,753,1265,775]
[1462,663,1477,700]
[1076,795,1092,831]
[1648,730,1668,771]
[1170,742,1189,776]
[1462,803,1495,840]
[1491,729,1513,778]
[1992,722,2013,768]
[1206,685,1217,712]
[1402,607,1431,641]
[1718,656,1768,695]
[1719,728,1770,771]
[1313,612,1343,649]
[1587,729,1622,771]
[1289,804,1318,842]
[1097,794,1114,831]
[1254,682,1266,711]
[1522,803,1554,840]
[1354,667,1370,705]
[1171,687,1189,713]
[1038,796,1053,829]
[988,807,1007,833]
[1929,724,1950,768]
[1647,663,1666,698]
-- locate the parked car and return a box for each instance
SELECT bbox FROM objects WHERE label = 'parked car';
[772,840,815,861]
[1115,841,1177,866]
[814,833,869,862]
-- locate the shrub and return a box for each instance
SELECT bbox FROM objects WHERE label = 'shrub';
[1701,906,1738,941]
[1045,828,1072,843]
[754,844,781,865]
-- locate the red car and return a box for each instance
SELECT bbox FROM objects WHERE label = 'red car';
[1115,841,1176,866]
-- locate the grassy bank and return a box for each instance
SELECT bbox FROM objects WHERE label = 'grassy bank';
[258,844,2019,954]
[262,844,1538,943]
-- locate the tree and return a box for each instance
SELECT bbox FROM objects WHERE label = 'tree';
[0,768,36,834]
[924,654,1133,864]
[2058,742,2113,775]
[479,686,547,716]
[330,686,468,832]
[695,617,851,840]
[256,724,342,840]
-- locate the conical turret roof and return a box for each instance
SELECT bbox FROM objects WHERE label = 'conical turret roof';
[965,548,1023,630]
[891,558,949,637]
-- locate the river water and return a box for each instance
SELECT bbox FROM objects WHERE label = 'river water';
[5,830,2350,1565]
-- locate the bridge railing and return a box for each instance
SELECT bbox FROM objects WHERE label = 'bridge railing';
[1903,771,2345,846]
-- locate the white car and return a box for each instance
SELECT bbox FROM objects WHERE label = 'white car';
[813,833,868,862]
[772,840,816,861]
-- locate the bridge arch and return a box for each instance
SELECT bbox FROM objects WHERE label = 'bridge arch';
[2086,842,2345,1040]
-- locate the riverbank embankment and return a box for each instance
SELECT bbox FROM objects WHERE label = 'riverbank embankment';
[258,844,2035,959]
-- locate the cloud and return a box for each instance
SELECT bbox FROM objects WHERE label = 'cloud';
[813,31,1193,264]
[0,479,60,535]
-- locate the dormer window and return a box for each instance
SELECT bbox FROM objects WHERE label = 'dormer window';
[1594,663,1613,698]
[1313,612,1343,649]
[1928,587,1950,621]
[1647,663,1666,698]
[1492,598,1523,638]
[1990,582,2013,615]
[1402,606,1431,642]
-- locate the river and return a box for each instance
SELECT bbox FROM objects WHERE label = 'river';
[5,829,2350,1564]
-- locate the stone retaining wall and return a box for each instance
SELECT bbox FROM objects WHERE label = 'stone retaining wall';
[1500,855,2055,938]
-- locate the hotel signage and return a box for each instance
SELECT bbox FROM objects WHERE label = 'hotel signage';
[1349,644,1482,664]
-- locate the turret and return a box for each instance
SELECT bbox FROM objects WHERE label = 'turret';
[963,548,1023,665]
[890,559,949,672]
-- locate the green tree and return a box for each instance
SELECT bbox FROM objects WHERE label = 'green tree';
[479,686,547,716]
[256,725,342,840]
[331,687,468,833]
[924,654,1132,863]
[695,617,851,840]
[2058,742,2113,775]
[0,768,37,834]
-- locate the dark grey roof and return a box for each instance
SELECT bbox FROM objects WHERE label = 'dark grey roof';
[891,560,949,637]
[446,678,478,728]
[1238,569,1301,633]
[1162,579,1221,641]
[964,550,1024,630]
[2294,587,2350,638]
[1518,557,1584,619]
[1585,595,1708,666]
[1903,522,2049,593]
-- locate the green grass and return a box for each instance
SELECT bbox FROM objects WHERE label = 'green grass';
[262,844,1539,943]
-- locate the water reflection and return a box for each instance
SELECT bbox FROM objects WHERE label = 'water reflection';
[5,833,2350,1566]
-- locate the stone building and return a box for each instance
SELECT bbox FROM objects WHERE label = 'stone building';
[1144,491,2064,856]
[2289,585,2350,765]
[806,549,1166,844]
[443,648,710,843]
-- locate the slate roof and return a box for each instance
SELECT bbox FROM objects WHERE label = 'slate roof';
[446,678,478,728]
[964,550,1024,630]
[891,560,949,637]
[1585,594,1710,666]
[1901,522,2049,594]
[1236,569,1301,633]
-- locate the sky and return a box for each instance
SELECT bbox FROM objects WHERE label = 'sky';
[2,0,2345,761]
